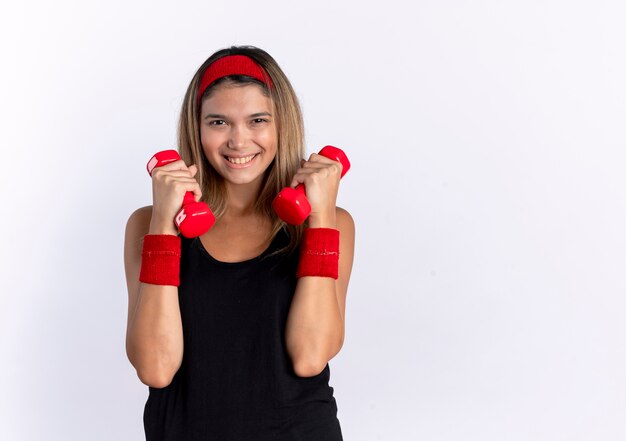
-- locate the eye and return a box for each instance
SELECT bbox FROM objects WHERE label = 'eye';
[209,120,226,126]
[252,118,268,124]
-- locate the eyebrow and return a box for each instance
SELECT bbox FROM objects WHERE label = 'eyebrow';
[204,112,272,120]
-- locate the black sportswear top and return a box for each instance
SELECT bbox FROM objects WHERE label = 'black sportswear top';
[143,228,343,440]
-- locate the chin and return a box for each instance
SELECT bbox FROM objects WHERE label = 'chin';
[223,171,265,186]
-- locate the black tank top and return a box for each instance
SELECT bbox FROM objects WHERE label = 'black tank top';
[143,228,343,440]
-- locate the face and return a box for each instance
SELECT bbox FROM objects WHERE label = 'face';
[199,83,277,187]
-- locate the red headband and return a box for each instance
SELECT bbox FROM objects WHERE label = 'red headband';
[197,54,273,107]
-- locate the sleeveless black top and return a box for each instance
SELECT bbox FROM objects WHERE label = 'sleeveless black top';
[143,228,343,440]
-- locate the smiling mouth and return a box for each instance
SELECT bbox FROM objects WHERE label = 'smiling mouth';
[224,153,259,164]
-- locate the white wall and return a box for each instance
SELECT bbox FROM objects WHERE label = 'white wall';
[1,0,624,439]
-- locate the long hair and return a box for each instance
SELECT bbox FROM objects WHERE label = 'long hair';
[177,45,305,255]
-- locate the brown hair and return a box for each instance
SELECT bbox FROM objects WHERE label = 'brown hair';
[177,45,305,255]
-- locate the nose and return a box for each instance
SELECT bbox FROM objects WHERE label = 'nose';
[227,124,248,150]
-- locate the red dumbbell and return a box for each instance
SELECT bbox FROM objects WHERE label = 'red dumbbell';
[146,150,215,238]
[272,145,350,225]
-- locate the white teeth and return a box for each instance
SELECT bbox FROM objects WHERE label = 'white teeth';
[227,154,257,164]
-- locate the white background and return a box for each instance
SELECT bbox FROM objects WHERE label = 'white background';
[1,0,624,440]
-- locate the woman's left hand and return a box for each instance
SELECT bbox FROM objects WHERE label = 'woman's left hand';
[290,153,343,228]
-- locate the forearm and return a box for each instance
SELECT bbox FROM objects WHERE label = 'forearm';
[285,213,344,377]
[126,221,184,388]
[126,283,184,388]
[285,276,344,377]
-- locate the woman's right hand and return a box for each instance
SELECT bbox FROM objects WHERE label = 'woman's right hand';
[148,161,202,235]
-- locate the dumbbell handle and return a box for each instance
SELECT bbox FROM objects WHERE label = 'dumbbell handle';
[146,150,215,237]
[293,146,350,194]
[148,150,198,211]
[272,145,350,225]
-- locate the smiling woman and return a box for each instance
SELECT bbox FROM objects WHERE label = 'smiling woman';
[123,45,355,441]
[199,83,277,186]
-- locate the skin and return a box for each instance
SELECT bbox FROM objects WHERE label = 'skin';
[124,82,355,386]
[197,83,279,261]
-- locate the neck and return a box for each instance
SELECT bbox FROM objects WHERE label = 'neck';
[224,179,264,217]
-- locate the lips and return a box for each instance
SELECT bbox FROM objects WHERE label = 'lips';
[224,153,259,164]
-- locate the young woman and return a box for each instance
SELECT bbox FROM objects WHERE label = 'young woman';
[123,45,355,440]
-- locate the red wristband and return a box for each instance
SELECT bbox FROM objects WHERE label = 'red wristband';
[139,234,181,286]
[296,228,340,279]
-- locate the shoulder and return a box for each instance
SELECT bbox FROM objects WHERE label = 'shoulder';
[126,205,152,225]
[124,205,153,248]
[335,206,355,234]
[127,205,153,223]
[335,206,355,250]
